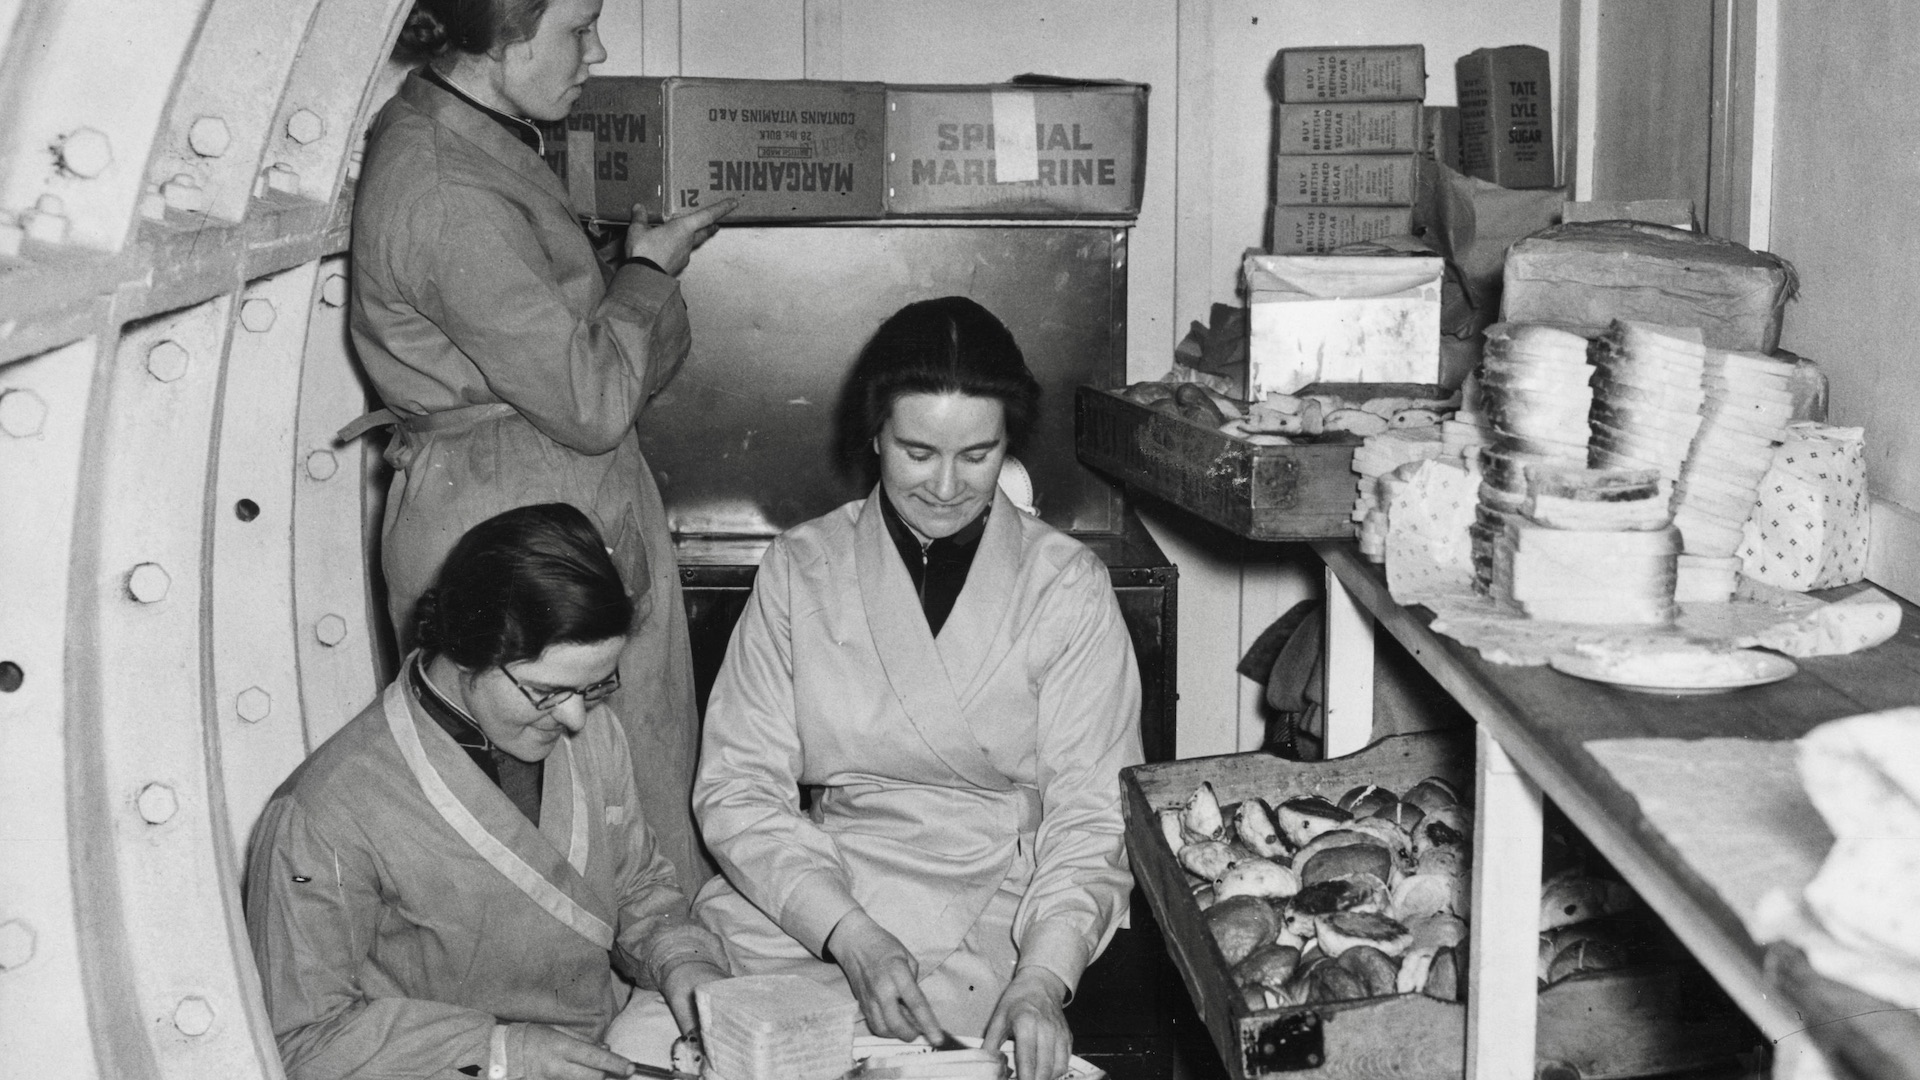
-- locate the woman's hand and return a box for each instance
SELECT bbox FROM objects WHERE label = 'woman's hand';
[515,1022,637,1079]
[981,968,1071,1080]
[826,909,949,1043]
[660,959,730,1034]
[625,198,740,274]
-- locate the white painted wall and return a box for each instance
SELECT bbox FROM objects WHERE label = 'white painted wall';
[1769,0,1920,602]
[598,1,1563,759]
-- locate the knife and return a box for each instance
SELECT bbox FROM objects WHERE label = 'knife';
[620,1062,699,1080]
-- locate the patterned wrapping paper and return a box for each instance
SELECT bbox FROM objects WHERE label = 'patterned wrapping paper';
[1384,457,1478,602]
[1740,424,1869,590]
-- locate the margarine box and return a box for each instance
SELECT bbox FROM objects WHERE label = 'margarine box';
[883,81,1148,217]
[1456,46,1555,189]
[1275,44,1426,103]
[1275,101,1424,155]
[1244,252,1443,395]
[1274,154,1420,205]
[549,76,887,222]
[1268,205,1414,254]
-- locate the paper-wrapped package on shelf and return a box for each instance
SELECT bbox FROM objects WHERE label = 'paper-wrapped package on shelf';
[1501,221,1797,353]
[1738,423,1869,591]
[1245,252,1443,396]
[1755,708,1920,1010]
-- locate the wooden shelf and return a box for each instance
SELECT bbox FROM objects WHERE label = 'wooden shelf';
[1313,540,1920,1080]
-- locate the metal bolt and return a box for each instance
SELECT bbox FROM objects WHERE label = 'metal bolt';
[0,921,35,970]
[319,274,348,308]
[236,686,272,723]
[137,782,178,824]
[188,116,231,158]
[56,128,113,178]
[304,449,338,480]
[315,614,349,647]
[173,996,214,1037]
[127,562,171,603]
[146,340,189,383]
[286,109,326,146]
[264,163,300,195]
[0,389,48,438]
[162,173,209,214]
[239,298,277,333]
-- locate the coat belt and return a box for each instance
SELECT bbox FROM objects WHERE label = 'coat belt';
[335,402,519,444]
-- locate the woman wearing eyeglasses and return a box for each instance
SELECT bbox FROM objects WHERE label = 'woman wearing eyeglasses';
[246,503,728,1080]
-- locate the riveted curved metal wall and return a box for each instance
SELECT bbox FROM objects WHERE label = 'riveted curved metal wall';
[0,1,410,1075]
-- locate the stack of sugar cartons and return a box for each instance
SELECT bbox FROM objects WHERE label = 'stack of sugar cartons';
[1270,45,1426,253]
[695,975,858,1080]
[1352,425,1449,561]
[1491,463,1682,624]
[1471,323,1593,594]
[1668,348,1798,599]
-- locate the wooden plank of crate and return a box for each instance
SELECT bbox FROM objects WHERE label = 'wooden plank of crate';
[1466,728,1543,1080]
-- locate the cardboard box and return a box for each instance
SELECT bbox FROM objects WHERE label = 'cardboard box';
[1275,154,1420,205]
[548,76,886,222]
[1456,45,1555,188]
[1423,105,1460,169]
[883,81,1148,218]
[1245,252,1442,393]
[1268,206,1415,254]
[1276,101,1424,155]
[1275,45,1426,102]
[1502,221,1796,352]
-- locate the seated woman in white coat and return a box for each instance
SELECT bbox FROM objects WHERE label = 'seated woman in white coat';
[693,297,1144,1080]
[247,504,728,1080]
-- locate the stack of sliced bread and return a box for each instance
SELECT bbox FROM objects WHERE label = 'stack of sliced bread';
[1490,463,1681,624]
[1669,348,1798,599]
[1587,321,1706,483]
[694,975,857,1080]
[1471,323,1594,595]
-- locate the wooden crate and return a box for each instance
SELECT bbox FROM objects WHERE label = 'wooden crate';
[1074,386,1358,541]
[1122,733,1755,1080]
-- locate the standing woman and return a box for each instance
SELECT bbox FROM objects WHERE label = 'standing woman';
[350,0,734,892]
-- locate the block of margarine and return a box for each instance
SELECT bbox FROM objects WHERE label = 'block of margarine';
[695,975,857,1080]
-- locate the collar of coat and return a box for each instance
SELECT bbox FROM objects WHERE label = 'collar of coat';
[855,485,1023,793]
[381,667,617,950]
[395,69,572,213]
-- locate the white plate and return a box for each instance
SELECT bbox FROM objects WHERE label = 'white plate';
[1548,648,1797,695]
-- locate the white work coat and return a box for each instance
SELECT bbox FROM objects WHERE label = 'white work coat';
[349,71,708,890]
[693,489,1142,1031]
[246,671,725,1080]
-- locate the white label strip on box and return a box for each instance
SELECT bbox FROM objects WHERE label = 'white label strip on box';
[991,90,1039,182]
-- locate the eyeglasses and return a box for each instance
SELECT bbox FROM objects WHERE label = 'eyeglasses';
[499,664,621,710]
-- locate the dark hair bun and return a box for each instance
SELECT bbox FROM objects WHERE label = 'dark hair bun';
[396,6,454,59]
[412,588,445,649]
